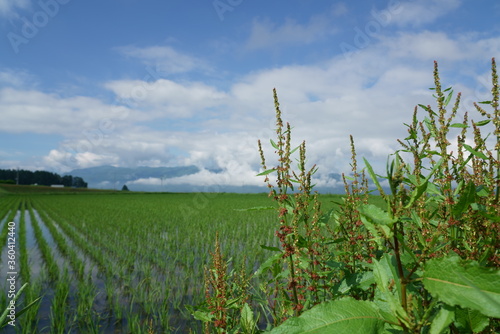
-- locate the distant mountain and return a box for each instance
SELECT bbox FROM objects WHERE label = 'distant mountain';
[67,165,199,188]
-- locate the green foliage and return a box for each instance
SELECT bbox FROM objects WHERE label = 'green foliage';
[423,256,500,318]
[268,299,386,334]
[196,59,500,333]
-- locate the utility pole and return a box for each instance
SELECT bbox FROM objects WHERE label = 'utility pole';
[16,167,19,185]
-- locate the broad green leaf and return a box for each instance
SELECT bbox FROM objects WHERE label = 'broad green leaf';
[475,119,491,126]
[360,215,392,245]
[418,104,431,112]
[405,158,444,208]
[443,89,454,107]
[429,305,454,334]
[426,182,445,199]
[257,168,277,176]
[454,308,490,333]
[334,271,375,295]
[423,256,500,318]
[268,299,386,334]
[192,310,213,322]
[260,244,281,252]
[359,204,396,226]
[452,181,476,217]
[476,185,489,197]
[363,158,385,196]
[270,138,279,149]
[318,208,335,225]
[463,144,488,160]
[254,253,282,276]
[404,180,428,208]
[373,255,409,326]
[226,297,241,309]
[241,303,258,333]
[450,123,467,128]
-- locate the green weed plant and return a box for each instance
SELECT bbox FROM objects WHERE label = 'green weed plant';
[197,59,500,333]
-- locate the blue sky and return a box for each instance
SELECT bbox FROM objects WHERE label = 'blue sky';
[1,0,499,190]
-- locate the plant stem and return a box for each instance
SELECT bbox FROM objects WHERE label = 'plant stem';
[288,253,300,314]
[393,223,407,312]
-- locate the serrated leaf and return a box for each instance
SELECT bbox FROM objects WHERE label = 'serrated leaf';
[423,256,500,318]
[268,299,386,334]
[241,303,257,333]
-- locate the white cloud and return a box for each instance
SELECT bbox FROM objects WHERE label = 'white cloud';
[117,45,212,75]
[332,2,348,17]
[245,15,337,50]
[384,0,461,27]
[0,88,136,135]
[0,69,37,87]
[380,31,468,61]
[104,78,227,118]
[0,0,29,17]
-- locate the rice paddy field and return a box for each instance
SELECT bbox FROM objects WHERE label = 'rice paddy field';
[0,185,355,333]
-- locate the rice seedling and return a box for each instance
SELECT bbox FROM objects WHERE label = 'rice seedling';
[49,269,70,333]
[27,201,59,280]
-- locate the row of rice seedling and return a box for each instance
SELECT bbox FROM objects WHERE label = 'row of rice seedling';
[34,206,86,280]
[16,192,280,332]
[0,197,21,269]
[27,200,59,280]
[0,196,95,333]
[0,196,17,222]
[34,197,162,332]
[18,200,30,283]
[30,198,130,330]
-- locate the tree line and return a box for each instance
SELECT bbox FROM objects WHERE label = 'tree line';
[0,169,88,188]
